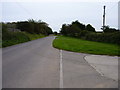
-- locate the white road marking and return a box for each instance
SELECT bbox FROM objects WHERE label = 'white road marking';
[60,50,63,88]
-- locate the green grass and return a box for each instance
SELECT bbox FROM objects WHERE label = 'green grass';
[2,32,46,47]
[53,36,120,56]
[23,32,45,40]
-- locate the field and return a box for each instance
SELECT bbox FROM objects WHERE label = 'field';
[53,36,119,56]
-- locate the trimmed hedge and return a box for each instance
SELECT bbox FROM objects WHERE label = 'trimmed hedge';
[60,20,119,45]
[64,30,120,45]
[82,32,120,45]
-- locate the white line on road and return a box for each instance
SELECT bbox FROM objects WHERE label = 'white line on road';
[60,50,63,88]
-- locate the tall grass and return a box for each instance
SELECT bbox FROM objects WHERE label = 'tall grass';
[2,30,45,47]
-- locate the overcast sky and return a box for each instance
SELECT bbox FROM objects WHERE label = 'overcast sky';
[1,0,119,32]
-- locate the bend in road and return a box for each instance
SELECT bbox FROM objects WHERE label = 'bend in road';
[3,36,60,88]
[3,36,118,88]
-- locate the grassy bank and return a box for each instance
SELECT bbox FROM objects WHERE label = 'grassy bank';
[53,36,119,56]
[23,32,45,40]
[2,31,45,47]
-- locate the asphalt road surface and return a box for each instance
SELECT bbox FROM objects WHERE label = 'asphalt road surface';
[3,36,118,88]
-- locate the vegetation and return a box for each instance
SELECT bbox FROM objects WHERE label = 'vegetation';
[2,30,45,47]
[53,36,119,56]
[60,20,120,44]
[2,19,53,47]
[101,25,120,33]
[86,24,95,32]
[53,31,58,35]
[16,19,53,35]
[2,31,30,47]
[23,32,45,40]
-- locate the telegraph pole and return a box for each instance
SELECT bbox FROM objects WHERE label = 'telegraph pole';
[103,5,106,31]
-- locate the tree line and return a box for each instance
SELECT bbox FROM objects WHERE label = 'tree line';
[60,20,95,37]
[1,19,53,47]
[60,20,120,44]
[2,19,53,35]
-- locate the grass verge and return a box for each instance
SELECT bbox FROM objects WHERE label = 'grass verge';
[23,32,45,40]
[53,36,119,56]
[2,32,45,47]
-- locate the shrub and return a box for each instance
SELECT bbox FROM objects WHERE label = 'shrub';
[86,24,95,32]
[60,21,119,45]
[2,31,30,47]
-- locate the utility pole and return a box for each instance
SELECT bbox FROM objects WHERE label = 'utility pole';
[103,5,106,31]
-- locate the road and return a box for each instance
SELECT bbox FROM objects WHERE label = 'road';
[3,36,118,88]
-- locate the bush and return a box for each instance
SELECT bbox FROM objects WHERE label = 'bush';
[2,19,52,47]
[16,19,53,35]
[60,21,119,45]
[83,32,120,45]
[2,31,30,47]
[86,24,95,32]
